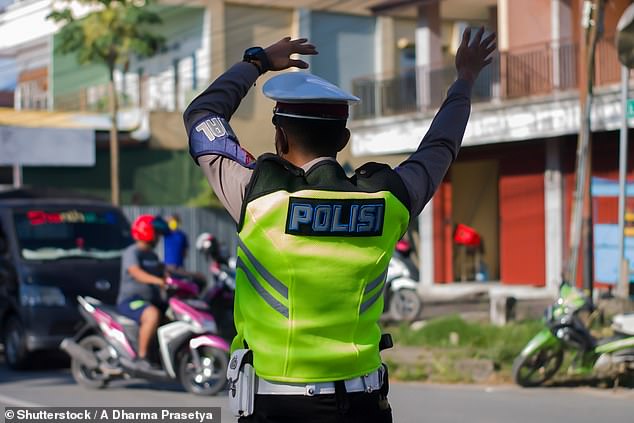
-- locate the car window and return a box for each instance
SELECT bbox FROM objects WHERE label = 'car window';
[12,208,132,261]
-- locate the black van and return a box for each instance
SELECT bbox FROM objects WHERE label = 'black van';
[0,189,131,369]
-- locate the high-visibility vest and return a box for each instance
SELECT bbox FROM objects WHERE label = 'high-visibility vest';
[233,154,410,383]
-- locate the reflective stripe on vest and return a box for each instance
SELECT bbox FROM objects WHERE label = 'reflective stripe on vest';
[232,189,409,383]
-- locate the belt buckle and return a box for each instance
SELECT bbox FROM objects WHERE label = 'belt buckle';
[305,384,316,396]
[361,373,373,393]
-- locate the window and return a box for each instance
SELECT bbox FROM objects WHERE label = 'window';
[13,208,132,261]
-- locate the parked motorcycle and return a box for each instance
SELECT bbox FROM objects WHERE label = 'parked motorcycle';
[513,282,634,387]
[384,239,422,322]
[195,232,237,340]
[61,277,230,395]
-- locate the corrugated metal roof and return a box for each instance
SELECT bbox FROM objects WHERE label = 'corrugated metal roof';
[0,108,149,139]
[0,107,92,129]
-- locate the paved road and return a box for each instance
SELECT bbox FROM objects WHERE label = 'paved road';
[0,361,632,423]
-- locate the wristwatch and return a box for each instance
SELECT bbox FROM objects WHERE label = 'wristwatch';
[243,46,271,75]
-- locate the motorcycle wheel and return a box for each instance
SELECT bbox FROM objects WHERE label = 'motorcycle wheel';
[178,346,228,396]
[390,288,422,322]
[70,335,111,389]
[512,346,564,387]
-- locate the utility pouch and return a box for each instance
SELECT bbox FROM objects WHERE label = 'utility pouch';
[227,349,255,417]
[379,333,393,351]
[378,363,391,411]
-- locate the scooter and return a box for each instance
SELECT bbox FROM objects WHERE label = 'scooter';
[513,282,634,387]
[202,256,237,341]
[195,232,237,341]
[384,239,422,322]
[60,277,230,395]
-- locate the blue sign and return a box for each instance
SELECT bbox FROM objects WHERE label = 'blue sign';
[594,224,634,284]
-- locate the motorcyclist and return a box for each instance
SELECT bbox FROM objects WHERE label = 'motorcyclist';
[116,215,167,370]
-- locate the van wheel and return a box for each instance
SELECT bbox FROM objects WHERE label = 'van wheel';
[3,316,31,370]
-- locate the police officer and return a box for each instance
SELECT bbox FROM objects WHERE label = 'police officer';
[184,29,495,423]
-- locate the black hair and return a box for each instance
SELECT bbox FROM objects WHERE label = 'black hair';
[274,115,347,156]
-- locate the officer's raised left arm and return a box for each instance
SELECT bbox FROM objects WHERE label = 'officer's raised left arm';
[395,27,496,216]
[183,38,318,222]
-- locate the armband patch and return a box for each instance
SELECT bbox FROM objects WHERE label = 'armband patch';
[189,115,256,168]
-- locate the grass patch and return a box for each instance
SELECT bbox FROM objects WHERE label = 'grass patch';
[392,314,542,364]
[384,315,544,383]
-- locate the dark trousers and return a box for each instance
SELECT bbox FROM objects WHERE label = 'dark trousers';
[238,391,392,423]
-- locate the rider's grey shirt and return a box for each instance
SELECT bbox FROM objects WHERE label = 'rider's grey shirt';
[184,62,472,222]
[116,244,163,305]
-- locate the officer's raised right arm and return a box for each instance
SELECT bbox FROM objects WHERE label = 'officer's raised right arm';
[183,38,318,222]
[183,62,259,222]
[183,37,318,161]
[395,27,496,217]
[184,62,260,167]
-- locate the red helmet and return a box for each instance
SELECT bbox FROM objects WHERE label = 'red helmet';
[131,215,157,242]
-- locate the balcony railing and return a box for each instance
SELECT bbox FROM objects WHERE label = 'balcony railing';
[352,36,622,120]
[52,75,208,113]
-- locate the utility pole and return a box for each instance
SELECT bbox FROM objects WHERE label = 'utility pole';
[567,0,605,300]
[615,4,634,299]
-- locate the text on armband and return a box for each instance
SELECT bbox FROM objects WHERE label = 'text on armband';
[196,118,228,142]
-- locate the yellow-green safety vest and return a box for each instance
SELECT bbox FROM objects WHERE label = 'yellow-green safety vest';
[232,154,410,383]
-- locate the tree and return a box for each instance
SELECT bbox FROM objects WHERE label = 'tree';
[48,0,165,205]
[187,179,223,209]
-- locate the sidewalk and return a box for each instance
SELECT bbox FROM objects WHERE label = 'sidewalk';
[414,282,556,322]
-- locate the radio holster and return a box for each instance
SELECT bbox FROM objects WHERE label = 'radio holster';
[227,349,255,417]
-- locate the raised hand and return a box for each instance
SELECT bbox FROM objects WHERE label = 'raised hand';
[264,37,318,71]
[455,27,497,86]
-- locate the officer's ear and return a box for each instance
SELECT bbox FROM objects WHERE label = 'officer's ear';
[336,128,350,153]
[275,125,289,156]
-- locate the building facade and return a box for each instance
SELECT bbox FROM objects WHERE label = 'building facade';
[349,0,634,291]
[1,0,632,289]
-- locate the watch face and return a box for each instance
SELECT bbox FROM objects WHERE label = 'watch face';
[244,47,263,58]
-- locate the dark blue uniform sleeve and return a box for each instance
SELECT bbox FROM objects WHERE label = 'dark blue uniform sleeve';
[184,62,260,131]
[183,62,259,221]
[184,62,260,168]
[188,115,256,168]
[395,79,472,216]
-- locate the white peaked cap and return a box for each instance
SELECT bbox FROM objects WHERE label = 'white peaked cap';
[263,72,360,104]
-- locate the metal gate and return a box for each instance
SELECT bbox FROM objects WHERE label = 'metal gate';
[122,206,237,276]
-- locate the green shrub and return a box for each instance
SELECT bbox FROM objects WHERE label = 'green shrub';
[391,315,543,368]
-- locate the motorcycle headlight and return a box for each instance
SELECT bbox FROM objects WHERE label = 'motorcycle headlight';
[20,285,66,307]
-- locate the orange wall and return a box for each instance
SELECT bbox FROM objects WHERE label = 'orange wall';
[437,142,546,285]
[561,131,634,288]
[506,0,629,50]
[507,0,552,49]
[604,0,631,35]
[499,145,546,285]
[433,180,454,283]
[499,174,546,285]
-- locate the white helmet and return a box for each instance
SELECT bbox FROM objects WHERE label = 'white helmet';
[195,232,215,253]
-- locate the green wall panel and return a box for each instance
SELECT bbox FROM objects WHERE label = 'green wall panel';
[23,148,204,206]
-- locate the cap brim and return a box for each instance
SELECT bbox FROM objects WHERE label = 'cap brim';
[263,72,361,105]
